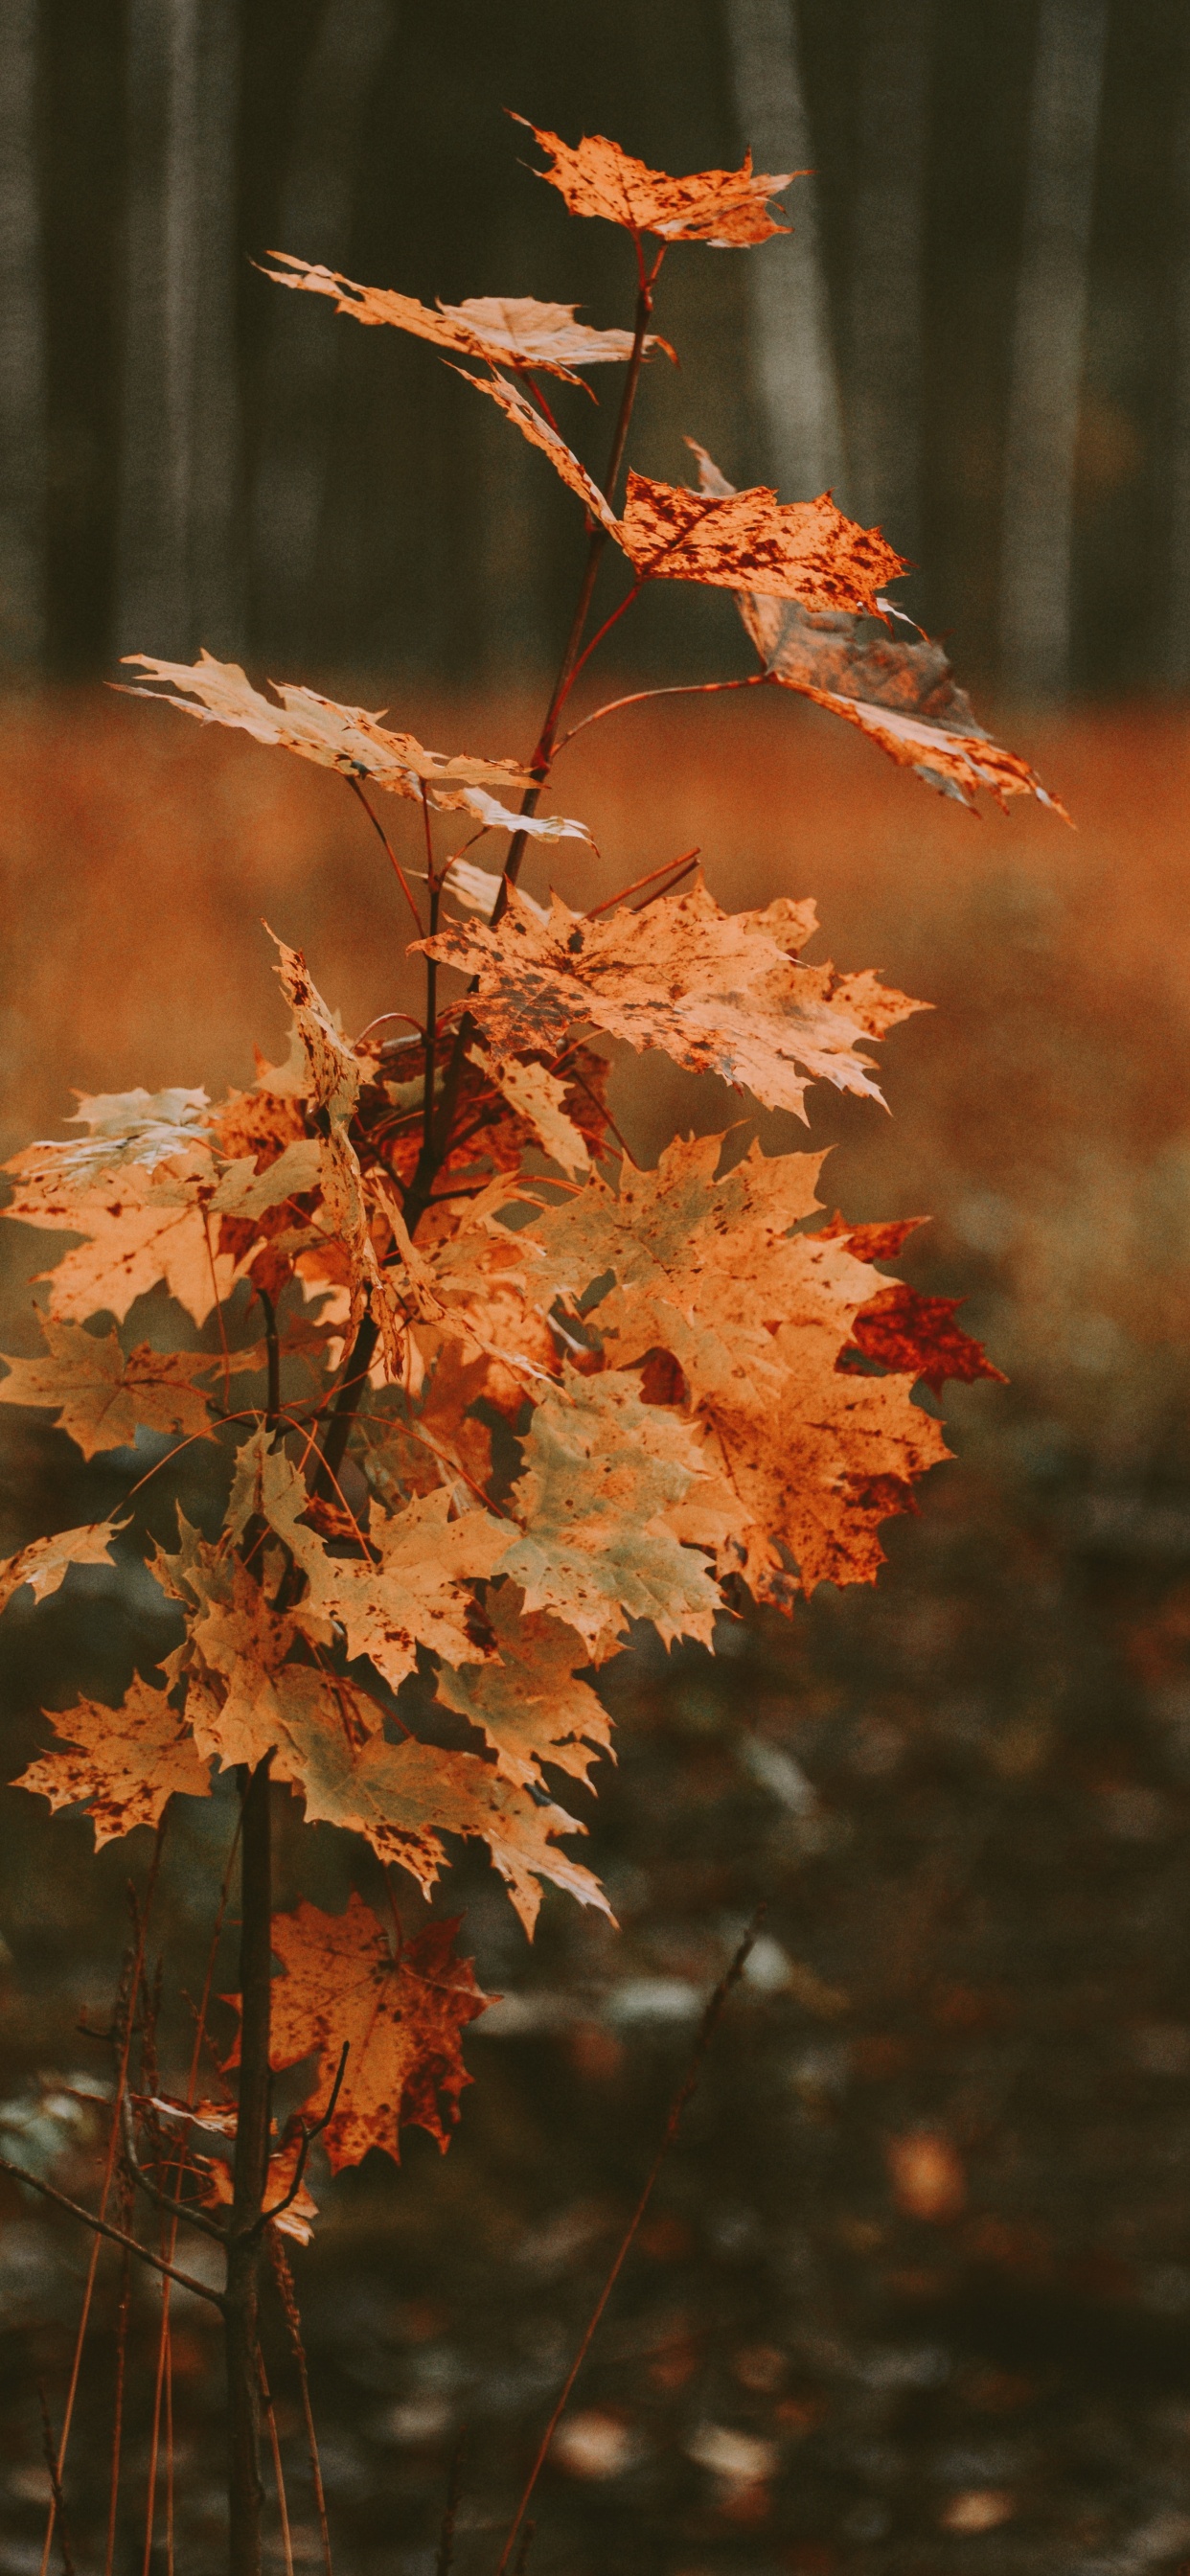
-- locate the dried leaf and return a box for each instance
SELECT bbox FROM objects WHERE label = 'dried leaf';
[0,1319,217,1458]
[620,471,904,616]
[292,1488,509,1692]
[456,369,620,536]
[844,1281,1007,1395]
[437,1584,611,1789]
[524,1136,949,1602]
[0,1520,121,1619]
[515,117,794,246]
[15,1679,211,1845]
[494,1367,721,1657]
[259,1894,491,2171]
[263,255,671,381]
[421,879,921,1121]
[686,440,1065,813]
[3,1141,237,1326]
[468,1046,590,1178]
[123,653,594,842]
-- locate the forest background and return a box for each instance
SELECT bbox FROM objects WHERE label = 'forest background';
[5,5,1190,2574]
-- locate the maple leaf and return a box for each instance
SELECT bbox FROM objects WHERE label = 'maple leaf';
[15,1679,211,1845]
[520,1136,950,1603]
[23,1086,213,1184]
[843,1281,1007,1396]
[494,1367,721,1657]
[514,116,794,246]
[124,654,593,843]
[262,255,673,382]
[420,879,921,1121]
[146,2095,320,2242]
[292,1489,509,1692]
[0,1319,218,1458]
[685,440,1066,814]
[436,1584,610,1790]
[257,1895,491,2172]
[457,369,620,535]
[0,1520,121,1620]
[2,1135,240,1328]
[619,470,905,616]
[468,1046,590,1179]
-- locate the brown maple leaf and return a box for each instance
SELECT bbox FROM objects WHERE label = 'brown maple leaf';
[514,116,794,246]
[0,1520,121,1620]
[620,471,905,617]
[685,440,1066,814]
[123,654,593,844]
[0,1319,217,1458]
[15,1679,211,1845]
[419,879,921,1121]
[843,1282,1007,1395]
[254,1895,491,2171]
[3,1142,239,1327]
[436,1584,611,1789]
[262,256,673,382]
[467,1046,590,1179]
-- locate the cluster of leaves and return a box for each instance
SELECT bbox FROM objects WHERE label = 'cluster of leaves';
[0,117,1033,2188]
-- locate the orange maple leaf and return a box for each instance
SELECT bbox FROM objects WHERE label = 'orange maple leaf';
[455,368,621,534]
[619,470,905,617]
[514,116,795,246]
[123,654,593,845]
[0,1520,121,1620]
[262,255,674,382]
[685,440,1066,814]
[15,1679,211,1845]
[250,1895,492,2172]
[0,1319,217,1458]
[420,879,921,1122]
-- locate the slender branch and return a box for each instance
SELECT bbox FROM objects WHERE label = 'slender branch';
[257,2044,349,2229]
[555,671,771,754]
[549,577,644,719]
[258,1288,281,1433]
[584,848,701,918]
[268,2236,333,2576]
[347,776,424,935]
[494,261,664,912]
[492,1910,764,2576]
[0,2153,224,2308]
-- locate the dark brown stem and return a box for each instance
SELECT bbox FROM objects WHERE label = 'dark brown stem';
[494,266,660,913]
[268,2238,333,2576]
[103,2240,132,2576]
[225,1756,274,2576]
[492,1909,764,2576]
[258,1290,281,1433]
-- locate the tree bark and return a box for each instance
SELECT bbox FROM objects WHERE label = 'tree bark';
[224,1755,273,2576]
[846,1,930,564]
[0,0,45,671]
[999,0,1109,700]
[116,0,241,661]
[722,0,846,503]
[249,0,393,657]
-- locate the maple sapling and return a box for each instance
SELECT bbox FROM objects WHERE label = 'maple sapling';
[0,111,1060,2576]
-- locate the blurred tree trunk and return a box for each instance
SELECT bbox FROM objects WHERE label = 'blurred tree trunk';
[1000,0,1108,700]
[1166,37,1190,689]
[846,2,930,567]
[0,0,45,672]
[116,0,242,663]
[249,0,392,660]
[722,0,846,503]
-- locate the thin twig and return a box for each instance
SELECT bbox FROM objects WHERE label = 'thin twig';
[511,2522,536,2576]
[259,2345,296,2576]
[269,2236,333,2576]
[491,1909,764,2576]
[39,1829,167,2576]
[121,2100,227,2241]
[347,776,424,935]
[554,672,770,754]
[257,2044,349,2228]
[36,2384,75,2576]
[103,2233,131,2576]
[584,847,701,918]
[435,2435,467,2576]
[0,2153,224,2305]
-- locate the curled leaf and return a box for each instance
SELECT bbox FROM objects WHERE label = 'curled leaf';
[262,255,672,382]
[515,116,794,247]
[620,470,905,616]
